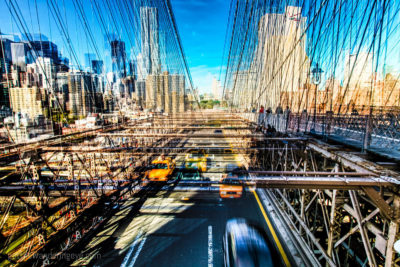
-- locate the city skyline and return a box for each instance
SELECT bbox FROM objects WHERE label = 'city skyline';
[0,2,193,138]
[0,0,231,94]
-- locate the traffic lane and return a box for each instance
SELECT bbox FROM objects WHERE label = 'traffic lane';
[107,191,280,267]
[69,186,288,266]
[174,153,243,177]
[68,186,166,266]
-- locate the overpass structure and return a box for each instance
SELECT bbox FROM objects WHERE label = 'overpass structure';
[0,111,398,266]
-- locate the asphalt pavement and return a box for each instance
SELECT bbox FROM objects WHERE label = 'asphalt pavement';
[68,128,291,267]
[70,190,288,267]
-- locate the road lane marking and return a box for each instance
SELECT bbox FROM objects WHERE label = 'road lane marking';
[121,230,143,267]
[128,236,147,267]
[208,225,213,267]
[253,190,291,266]
[223,126,290,265]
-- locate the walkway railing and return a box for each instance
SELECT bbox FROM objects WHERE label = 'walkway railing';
[239,112,400,153]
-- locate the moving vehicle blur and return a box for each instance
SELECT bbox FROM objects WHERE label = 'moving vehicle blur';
[184,150,208,172]
[145,157,176,182]
[223,218,276,267]
[178,170,210,186]
[219,173,243,198]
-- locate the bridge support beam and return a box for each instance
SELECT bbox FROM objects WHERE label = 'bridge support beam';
[385,196,399,267]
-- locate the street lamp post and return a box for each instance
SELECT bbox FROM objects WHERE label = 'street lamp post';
[311,63,323,132]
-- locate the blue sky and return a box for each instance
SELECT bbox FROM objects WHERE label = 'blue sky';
[0,0,230,94]
[171,0,230,93]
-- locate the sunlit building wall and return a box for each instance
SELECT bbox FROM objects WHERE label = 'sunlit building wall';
[242,6,309,111]
[9,86,44,118]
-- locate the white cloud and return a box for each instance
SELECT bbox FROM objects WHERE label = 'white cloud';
[190,65,226,94]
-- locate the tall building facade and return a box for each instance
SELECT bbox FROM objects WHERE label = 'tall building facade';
[84,53,96,71]
[135,80,146,107]
[91,60,104,75]
[145,74,158,110]
[232,6,309,111]
[11,42,32,71]
[0,38,12,108]
[144,72,185,113]
[9,86,45,118]
[140,7,161,76]
[28,41,59,63]
[344,52,374,90]
[33,57,56,89]
[111,40,127,79]
[67,71,99,117]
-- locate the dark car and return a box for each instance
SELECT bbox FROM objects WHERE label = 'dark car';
[223,218,276,267]
[178,170,210,186]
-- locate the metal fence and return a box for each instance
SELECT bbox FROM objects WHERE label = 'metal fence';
[240,112,400,152]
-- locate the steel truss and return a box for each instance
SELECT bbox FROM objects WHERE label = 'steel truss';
[253,136,400,267]
[0,111,399,266]
[0,113,202,265]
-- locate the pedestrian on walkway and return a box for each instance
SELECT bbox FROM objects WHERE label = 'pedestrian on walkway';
[275,105,283,114]
[257,105,265,129]
[283,106,291,131]
[284,106,291,118]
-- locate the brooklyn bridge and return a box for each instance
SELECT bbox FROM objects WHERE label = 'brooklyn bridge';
[0,0,399,266]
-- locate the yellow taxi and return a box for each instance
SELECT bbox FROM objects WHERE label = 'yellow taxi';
[145,157,176,182]
[185,150,208,172]
[219,174,243,199]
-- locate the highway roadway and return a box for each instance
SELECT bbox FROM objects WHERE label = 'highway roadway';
[67,128,294,267]
[69,190,291,266]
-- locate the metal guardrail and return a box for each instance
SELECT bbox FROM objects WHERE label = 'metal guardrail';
[239,112,400,153]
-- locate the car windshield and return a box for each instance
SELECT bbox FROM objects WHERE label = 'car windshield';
[189,154,203,158]
[152,163,168,169]
[223,178,241,184]
[186,162,198,167]
[181,172,201,180]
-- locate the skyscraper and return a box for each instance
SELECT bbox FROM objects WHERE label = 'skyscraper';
[140,7,161,75]
[67,71,98,116]
[241,6,309,110]
[28,41,59,63]
[91,60,104,75]
[84,53,96,71]
[0,38,13,70]
[136,53,146,80]
[32,57,56,89]
[9,86,45,119]
[0,38,12,108]
[111,40,127,78]
[128,59,136,77]
[11,42,32,71]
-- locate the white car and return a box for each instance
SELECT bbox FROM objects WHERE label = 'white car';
[223,218,277,267]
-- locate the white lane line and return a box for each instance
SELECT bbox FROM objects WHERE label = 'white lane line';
[128,237,147,267]
[208,225,213,267]
[120,230,142,267]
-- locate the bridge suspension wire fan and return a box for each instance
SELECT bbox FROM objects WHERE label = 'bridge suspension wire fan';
[222,0,400,116]
[3,0,200,137]
[0,0,200,264]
